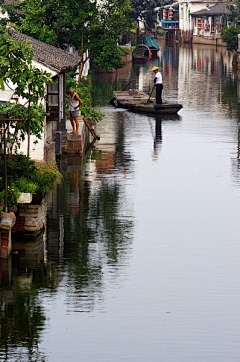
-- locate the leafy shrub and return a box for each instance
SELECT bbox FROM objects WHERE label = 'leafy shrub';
[30,162,63,193]
[0,155,63,209]
[15,177,38,194]
[0,184,20,207]
[221,25,239,51]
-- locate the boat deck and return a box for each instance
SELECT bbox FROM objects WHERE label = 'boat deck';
[111,90,183,115]
[114,90,154,104]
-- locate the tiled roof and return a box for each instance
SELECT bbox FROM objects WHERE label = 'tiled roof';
[10,29,81,73]
[2,0,17,5]
[191,3,229,16]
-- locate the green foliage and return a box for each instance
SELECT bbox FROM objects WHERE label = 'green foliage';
[0,103,46,150]
[92,41,126,70]
[131,0,161,32]
[15,177,38,194]
[0,155,63,208]
[31,162,63,194]
[0,185,20,207]
[226,0,240,23]
[0,154,36,190]
[0,25,51,151]
[8,0,134,77]
[0,27,51,100]
[66,74,104,125]
[221,25,239,51]
[7,154,36,179]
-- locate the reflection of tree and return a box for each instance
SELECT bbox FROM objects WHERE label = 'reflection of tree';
[0,254,62,360]
[63,171,134,311]
[220,76,239,118]
[0,290,46,361]
[89,182,133,262]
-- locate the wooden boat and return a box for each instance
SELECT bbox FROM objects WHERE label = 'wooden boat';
[132,45,150,63]
[140,34,159,57]
[128,103,183,114]
[110,90,183,115]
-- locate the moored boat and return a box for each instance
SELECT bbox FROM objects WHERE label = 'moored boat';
[109,90,183,115]
[132,44,150,63]
[140,34,160,57]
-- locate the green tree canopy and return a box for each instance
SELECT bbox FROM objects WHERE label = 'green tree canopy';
[130,0,161,33]
[226,0,240,23]
[0,25,51,153]
[7,0,135,80]
[221,25,239,51]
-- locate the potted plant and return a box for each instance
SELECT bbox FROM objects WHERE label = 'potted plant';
[30,162,62,204]
[15,177,38,203]
[0,156,63,206]
[0,184,20,213]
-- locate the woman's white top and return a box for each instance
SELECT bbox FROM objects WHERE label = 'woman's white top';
[69,93,79,111]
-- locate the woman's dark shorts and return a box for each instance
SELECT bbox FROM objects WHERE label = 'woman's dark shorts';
[70,110,79,117]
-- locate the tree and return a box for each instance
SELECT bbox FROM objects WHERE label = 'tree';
[130,0,161,33]
[226,0,240,23]
[7,0,135,81]
[221,25,239,51]
[220,0,240,52]
[0,25,51,154]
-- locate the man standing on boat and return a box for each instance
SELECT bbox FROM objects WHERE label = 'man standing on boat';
[68,87,83,134]
[151,66,163,105]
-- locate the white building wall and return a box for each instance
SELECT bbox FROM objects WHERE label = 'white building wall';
[179,0,222,33]
[2,61,57,160]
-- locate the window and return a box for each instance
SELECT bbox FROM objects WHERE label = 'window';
[48,82,58,107]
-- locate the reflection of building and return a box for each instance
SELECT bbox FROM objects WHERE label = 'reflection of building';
[178,44,233,110]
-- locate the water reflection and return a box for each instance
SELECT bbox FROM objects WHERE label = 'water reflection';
[62,191,134,312]
[143,114,182,160]
[0,249,53,362]
[1,42,240,360]
[153,118,162,159]
[60,121,135,311]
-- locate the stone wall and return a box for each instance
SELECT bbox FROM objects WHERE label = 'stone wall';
[13,202,46,236]
[62,117,89,155]
[0,230,12,259]
[192,34,226,46]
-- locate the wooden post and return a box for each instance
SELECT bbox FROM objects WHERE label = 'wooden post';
[83,118,100,140]
[3,119,8,213]
[27,100,30,157]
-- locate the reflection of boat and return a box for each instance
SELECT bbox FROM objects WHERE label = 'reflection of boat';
[132,44,150,63]
[110,90,183,115]
[140,34,159,57]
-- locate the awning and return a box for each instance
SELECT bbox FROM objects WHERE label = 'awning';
[0,89,15,103]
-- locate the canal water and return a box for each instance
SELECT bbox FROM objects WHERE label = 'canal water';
[1,43,240,361]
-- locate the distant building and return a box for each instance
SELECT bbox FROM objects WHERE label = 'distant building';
[178,0,229,45]
[190,3,229,45]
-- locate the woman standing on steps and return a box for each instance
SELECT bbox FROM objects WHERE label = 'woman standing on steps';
[68,87,83,134]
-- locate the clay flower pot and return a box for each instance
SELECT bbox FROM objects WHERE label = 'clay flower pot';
[32,192,44,205]
[0,211,16,226]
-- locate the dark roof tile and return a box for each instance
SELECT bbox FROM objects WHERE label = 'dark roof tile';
[10,29,81,73]
[191,3,229,16]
